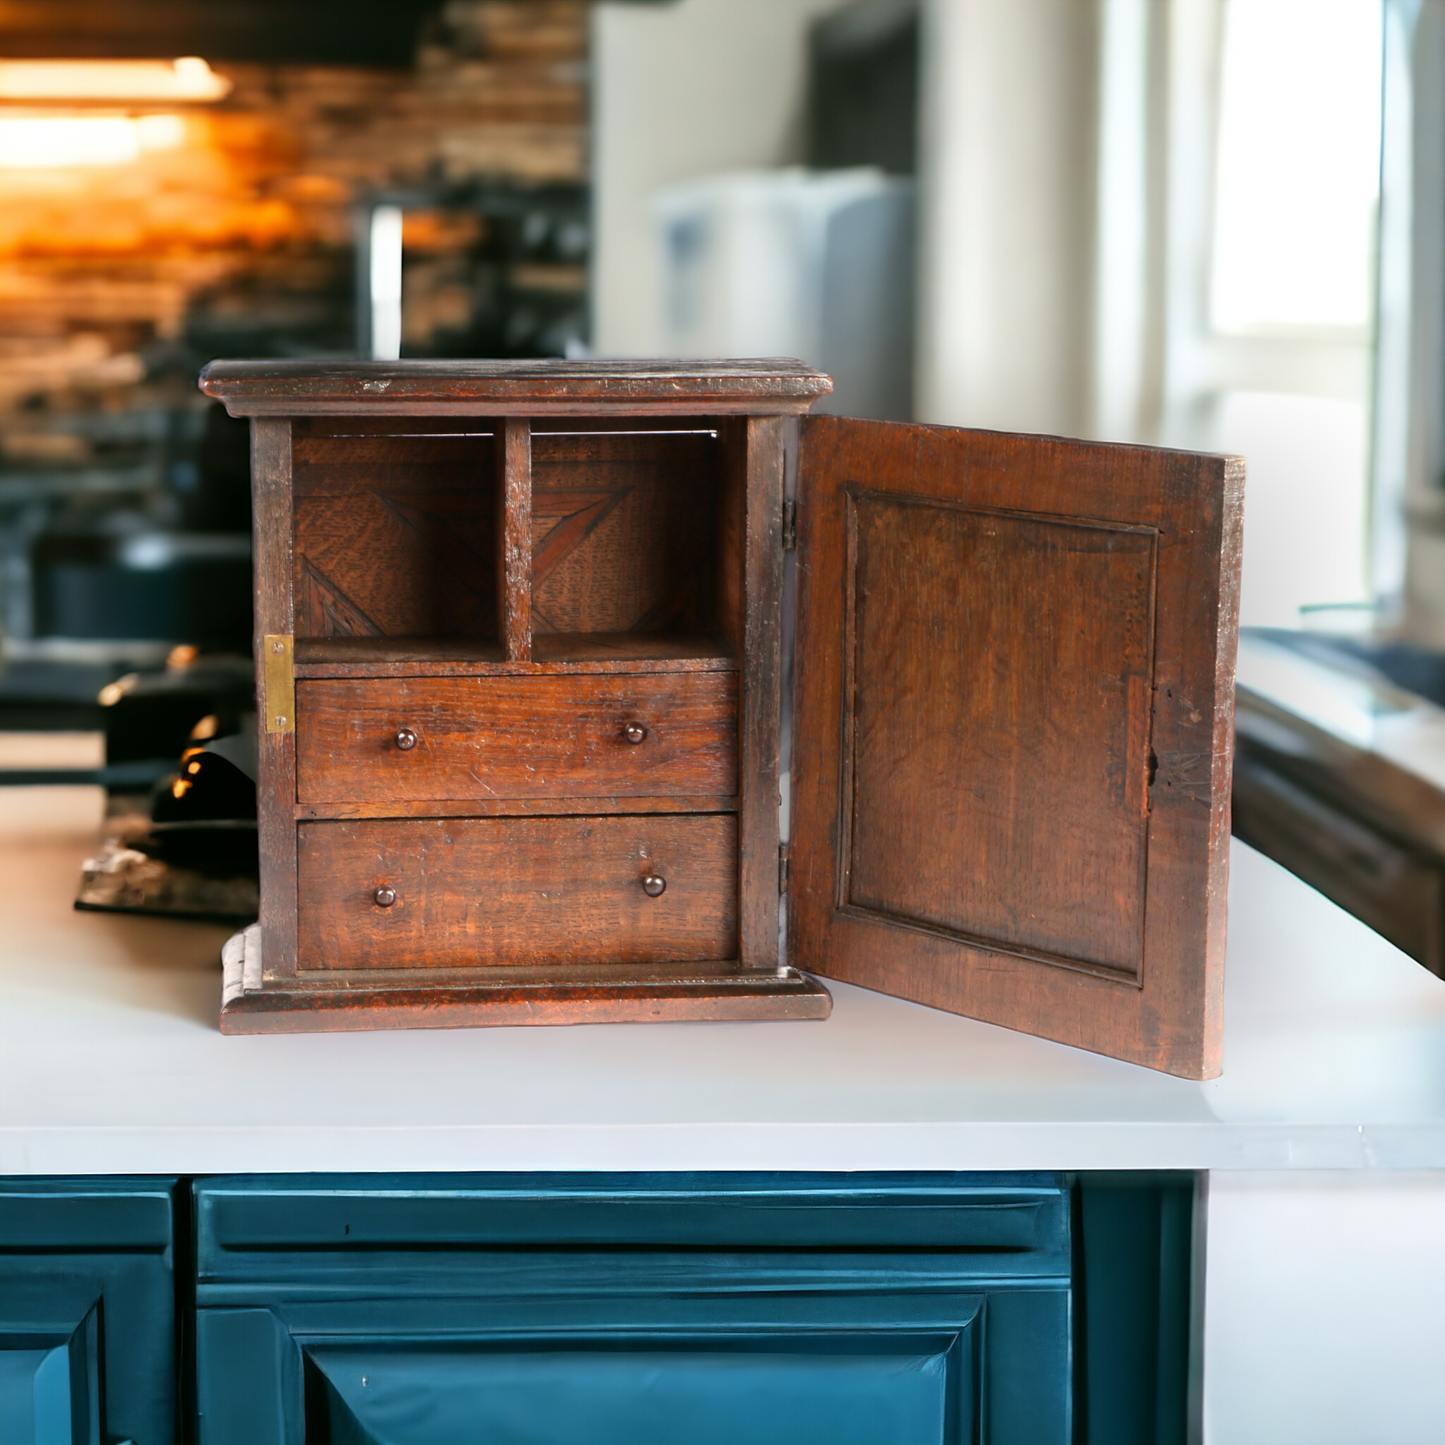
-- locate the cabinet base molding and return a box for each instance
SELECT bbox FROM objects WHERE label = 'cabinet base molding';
[218,967,833,1034]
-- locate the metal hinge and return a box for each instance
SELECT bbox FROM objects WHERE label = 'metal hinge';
[781,499,798,550]
[263,634,295,733]
[778,841,791,894]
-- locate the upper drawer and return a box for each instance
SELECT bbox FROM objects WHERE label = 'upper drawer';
[296,672,738,805]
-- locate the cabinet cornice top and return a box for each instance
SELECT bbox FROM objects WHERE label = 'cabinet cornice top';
[199,357,834,417]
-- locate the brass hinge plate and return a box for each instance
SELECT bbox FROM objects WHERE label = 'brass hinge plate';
[778,841,791,894]
[263,634,295,733]
[781,499,798,550]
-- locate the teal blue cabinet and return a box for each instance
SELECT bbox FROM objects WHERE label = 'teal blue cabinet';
[193,1173,1073,1445]
[0,1178,179,1445]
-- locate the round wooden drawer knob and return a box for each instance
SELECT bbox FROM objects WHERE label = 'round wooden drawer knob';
[373,885,398,908]
[641,874,666,898]
[622,723,648,745]
[394,727,418,751]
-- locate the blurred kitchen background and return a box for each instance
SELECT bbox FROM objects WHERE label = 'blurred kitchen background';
[10,0,1445,962]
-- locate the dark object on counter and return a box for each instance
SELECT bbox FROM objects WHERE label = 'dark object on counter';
[1232,628,1445,978]
[75,723,258,925]
[100,654,255,766]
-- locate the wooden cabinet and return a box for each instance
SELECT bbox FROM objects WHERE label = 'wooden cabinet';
[201,360,1242,1078]
[192,1172,1074,1445]
[0,1178,179,1445]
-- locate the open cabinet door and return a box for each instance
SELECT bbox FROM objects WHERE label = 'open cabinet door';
[790,417,1243,1078]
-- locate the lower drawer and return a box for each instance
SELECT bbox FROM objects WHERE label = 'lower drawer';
[297,813,738,969]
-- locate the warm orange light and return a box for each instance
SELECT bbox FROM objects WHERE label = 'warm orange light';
[0,113,187,168]
[0,58,230,102]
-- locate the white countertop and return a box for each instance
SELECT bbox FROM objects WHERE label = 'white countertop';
[4,782,1445,1176]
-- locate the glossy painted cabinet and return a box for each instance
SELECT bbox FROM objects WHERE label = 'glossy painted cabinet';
[0,1178,179,1445]
[0,1172,1191,1443]
[193,1173,1074,1445]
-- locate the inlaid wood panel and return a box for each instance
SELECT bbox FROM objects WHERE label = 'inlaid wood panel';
[296,672,739,803]
[530,430,720,635]
[844,493,1156,978]
[297,814,739,969]
[291,426,498,640]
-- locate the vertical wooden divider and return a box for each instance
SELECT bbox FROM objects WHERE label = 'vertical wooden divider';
[252,416,298,978]
[736,415,786,969]
[496,416,533,662]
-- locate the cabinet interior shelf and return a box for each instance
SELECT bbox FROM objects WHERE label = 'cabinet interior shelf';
[293,633,738,678]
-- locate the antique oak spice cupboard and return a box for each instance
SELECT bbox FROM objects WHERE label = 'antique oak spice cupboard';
[200,360,1242,1079]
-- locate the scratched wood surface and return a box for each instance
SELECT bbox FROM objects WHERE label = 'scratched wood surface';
[201,358,834,417]
[296,814,739,969]
[295,672,739,804]
[789,415,1243,1080]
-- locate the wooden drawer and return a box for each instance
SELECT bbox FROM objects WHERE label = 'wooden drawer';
[297,813,738,968]
[296,672,738,805]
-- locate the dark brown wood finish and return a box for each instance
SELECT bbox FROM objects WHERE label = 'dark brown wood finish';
[201,358,834,417]
[790,416,1243,1079]
[297,795,738,821]
[530,429,721,637]
[292,632,736,676]
[295,673,739,804]
[734,416,787,969]
[220,360,1240,1064]
[252,416,299,980]
[292,429,498,642]
[497,416,532,661]
[296,814,739,969]
[218,968,832,1034]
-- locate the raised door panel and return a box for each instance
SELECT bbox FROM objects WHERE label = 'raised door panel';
[0,1179,178,1445]
[193,1173,1071,1445]
[306,1337,964,1445]
[792,417,1242,1078]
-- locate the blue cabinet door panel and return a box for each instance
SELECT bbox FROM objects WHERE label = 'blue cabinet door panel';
[0,1179,177,1445]
[309,1337,964,1445]
[193,1173,1071,1445]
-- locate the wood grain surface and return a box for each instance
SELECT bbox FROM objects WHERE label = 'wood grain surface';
[292,430,499,642]
[790,415,1243,1079]
[296,813,739,969]
[292,632,736,677]
[252,417,299,980]
[733,416,786,969]
[296,795,738,821]
[530,429,721,637]
[201,358,833,417]
[219,966,831,1032]
[497,416,532,661]
[295,672,739,803]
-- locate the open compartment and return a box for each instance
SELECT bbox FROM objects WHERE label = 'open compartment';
[290,414,745,675]
[290,416,501,667]
[528,417,741,667]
